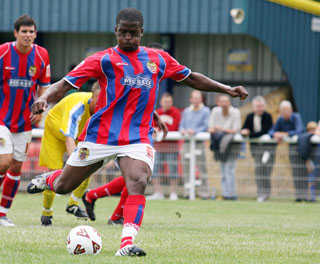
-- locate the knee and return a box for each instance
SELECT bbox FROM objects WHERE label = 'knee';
[0,158,12,174]
[126,173,149,195]
[54,178,71,194]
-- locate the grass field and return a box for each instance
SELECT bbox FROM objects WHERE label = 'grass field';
[0,193,319,264]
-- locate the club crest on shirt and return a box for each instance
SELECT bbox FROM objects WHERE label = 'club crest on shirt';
[147,61,157,73]
[28,65,37,77]
[78,148,90,160]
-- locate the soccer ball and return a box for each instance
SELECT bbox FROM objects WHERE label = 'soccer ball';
[66,225,102,255]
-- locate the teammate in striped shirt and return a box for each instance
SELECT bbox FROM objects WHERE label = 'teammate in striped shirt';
[27,8,247,256]
[0,15,50,227]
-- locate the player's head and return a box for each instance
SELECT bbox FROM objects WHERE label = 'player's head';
[147,43,164,50]
[160,93,173,111]
[90,81,101,115]
[115,8,144,52]
[14,15,37,49]
[279,100,292,120]
[252,96,266,116]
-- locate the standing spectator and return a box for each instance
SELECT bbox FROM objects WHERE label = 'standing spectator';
[241,96,275,202]
[268,100,306,202]
[147,93,181,200]
[39,83,101,226]
[209,95,241,200]
[179,90,211,199]
[0,15,51,226]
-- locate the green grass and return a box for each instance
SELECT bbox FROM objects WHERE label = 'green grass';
[0,194,319,264]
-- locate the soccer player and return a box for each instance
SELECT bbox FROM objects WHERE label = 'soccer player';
[39,82,101,226]
[27,8,248,256]
[0,15,51,227]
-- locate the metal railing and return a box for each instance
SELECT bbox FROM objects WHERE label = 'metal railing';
[25,129,320,201]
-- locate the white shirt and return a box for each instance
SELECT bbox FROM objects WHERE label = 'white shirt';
[208,106,241,131]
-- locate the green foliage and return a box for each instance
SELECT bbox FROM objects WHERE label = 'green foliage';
[0,194,319,263]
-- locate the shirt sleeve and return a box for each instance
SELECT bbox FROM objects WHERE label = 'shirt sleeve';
[268,117,282,137]
[37,48,51,87]
[64,52,104,89]
[160,51,191,82]
[194,108,210,133]
[288,113,305,136]
[59,102,86,139]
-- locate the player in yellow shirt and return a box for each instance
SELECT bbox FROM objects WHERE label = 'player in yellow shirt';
[39,82,100,226]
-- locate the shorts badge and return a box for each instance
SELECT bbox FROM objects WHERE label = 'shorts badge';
[147,61,157,74]
[28,65,37,77]
[0,138,6,146]
[78,148,90,160]
[146,146,154,159]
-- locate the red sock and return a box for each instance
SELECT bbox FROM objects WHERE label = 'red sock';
[86,176,125,202]
[46,169,63,191]
[110,186,128,221]
[120,195,146,248]
[0,171,20,217]
[0,173,6,187]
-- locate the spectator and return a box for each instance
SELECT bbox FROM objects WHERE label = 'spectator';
[209,95,241,200]
[147,93,181,200]
[268,100,306,202]
[241,96,275,202]
[179,90,211,199]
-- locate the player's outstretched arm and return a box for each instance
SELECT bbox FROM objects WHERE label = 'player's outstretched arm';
[182,72,248,100]
[31,79,73,114]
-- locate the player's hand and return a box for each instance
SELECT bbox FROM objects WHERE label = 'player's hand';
[31,98,48,114]
[228,86,248,100]
[30,113,43,125]
[156,119,168,140]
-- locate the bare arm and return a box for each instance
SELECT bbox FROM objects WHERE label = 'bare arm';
[30,85,49,124]
[181,72,248,100]
[31,79,74,114]
[65,136,77,157]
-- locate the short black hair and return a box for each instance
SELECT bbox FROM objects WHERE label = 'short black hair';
[116,8,144,27]
[14,14,37,31]
[147,43,163,50]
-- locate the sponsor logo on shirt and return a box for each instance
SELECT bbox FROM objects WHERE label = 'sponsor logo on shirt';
[28,65,37,77]
[9,79,33,88]
[116,62,129,66]
[122,76,153,89]
[147,61,157,73]
[5,66,15,70]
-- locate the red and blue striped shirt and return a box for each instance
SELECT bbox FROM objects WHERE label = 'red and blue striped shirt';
[64,46,191,146]
[0,42,51,132]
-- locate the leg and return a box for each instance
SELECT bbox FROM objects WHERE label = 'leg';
[27,161,103,194]
[0,159,22,218]
[83,176,126,221]
[115,156,151,256]
[109,186,128,225]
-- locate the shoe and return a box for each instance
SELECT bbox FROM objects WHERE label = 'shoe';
[66,205,88,219]
[82,191,96,221]
[41,215,52,226]
[115,245,146,257]
[0,216,15,227]
[146,192,164,200]
[169,192,178,201]
[108,217,124,225]
[27,172,51,194]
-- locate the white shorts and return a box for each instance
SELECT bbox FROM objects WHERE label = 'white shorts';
[0,125,32,162]
[66,141,156,171]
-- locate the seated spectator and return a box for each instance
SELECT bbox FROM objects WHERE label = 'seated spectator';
[209,95,241,200]
[241,96,275,202]
[179,90,210,199]
[147,93,181,200]
[268,100,306,202]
